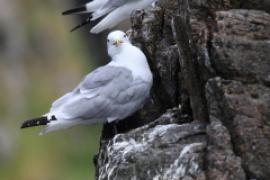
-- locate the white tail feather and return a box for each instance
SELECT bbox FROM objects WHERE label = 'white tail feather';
[39,120,78,135]
[39,118,104,135]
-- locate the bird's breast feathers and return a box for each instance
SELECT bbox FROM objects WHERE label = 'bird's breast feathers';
[109,45,152,83]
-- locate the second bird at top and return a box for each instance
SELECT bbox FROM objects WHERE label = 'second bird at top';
[62,0,157,33]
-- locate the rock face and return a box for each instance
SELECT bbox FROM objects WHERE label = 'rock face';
[98,110,207,180]
[95,0,270,179]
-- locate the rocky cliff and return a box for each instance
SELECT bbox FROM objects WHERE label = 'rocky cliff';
[95,0,270,179]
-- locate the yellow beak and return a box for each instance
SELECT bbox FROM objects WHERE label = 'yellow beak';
[113,39,123,47]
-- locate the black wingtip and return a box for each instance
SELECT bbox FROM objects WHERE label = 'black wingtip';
[70,16,92,32]
[62,6,87,15]
[21,121,29,129]
[21,117,50,129]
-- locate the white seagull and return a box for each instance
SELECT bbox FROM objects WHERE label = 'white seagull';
[21,30,153,135]
[62,0,157,33]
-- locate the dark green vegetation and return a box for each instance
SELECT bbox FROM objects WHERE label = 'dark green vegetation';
[0,0,101,179]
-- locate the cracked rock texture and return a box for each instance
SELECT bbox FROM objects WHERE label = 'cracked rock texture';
[95,0,270,179]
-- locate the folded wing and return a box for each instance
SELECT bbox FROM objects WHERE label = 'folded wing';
[49,65,151,122]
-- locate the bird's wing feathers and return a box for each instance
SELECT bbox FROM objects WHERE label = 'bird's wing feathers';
[90,4,131,33]
[91,0,134,20]
[62,0,108,15]
[49,65,150,121]
[101,0,129,9]
[51,92,74,109]
[63,0,155,33]
[90,0,153,33]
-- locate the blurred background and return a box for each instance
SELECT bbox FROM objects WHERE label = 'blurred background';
[0,0,118,179]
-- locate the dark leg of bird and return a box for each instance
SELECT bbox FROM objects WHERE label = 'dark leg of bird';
[113,121,118,135]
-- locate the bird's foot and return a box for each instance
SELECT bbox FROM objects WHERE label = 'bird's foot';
[113,122,118,135]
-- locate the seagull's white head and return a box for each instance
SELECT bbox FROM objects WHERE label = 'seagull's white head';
[107,30,131,57]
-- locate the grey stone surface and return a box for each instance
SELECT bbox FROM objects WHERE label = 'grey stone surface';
[211,10,270,85]
[206,119,246,180]
[205,9,270,179]
[206,78,270,179]
[97,109,206,180]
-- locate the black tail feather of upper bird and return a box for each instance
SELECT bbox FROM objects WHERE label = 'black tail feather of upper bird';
[21,117,53,129]
[62,6,87,15]
[70,16,92,32]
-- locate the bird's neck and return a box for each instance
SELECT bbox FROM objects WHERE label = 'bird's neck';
[109,44,152,83]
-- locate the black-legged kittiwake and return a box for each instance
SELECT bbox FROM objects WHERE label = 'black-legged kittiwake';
[62,0,157,33]
[21,30,153,135]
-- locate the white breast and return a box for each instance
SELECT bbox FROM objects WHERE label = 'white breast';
[109,44,153,83]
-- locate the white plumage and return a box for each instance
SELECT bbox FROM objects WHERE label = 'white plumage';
[62,0,156,33]
[21,31,153,135]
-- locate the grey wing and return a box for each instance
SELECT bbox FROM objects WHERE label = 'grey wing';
[79,65,125,90]
[50,65,150,121]
[50,65,123,110]
[51,92,74,109]
[65,79,151,121]
[105,79,151,122]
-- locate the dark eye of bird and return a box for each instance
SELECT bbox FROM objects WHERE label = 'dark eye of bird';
[107,39,110,42]
[124,34,127,38]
